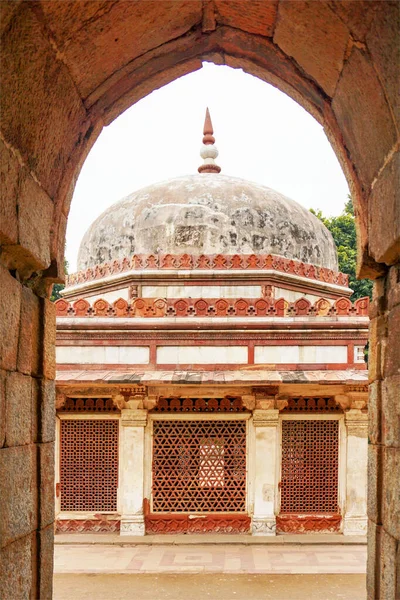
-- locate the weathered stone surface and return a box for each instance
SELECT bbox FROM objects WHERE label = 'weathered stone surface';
[274,1,349,97]
[367,444,382,526]
[0,444,37,547]
[367,1,400,127]
[0,137,18,245]
[18,172,54,270]
[1,4,88,199]
[369,152,400,265]
[215,1,277,36]
[382,447,400,540]
[40,0,202,99]
[332,48,397,195]
[366,520,380,600]
[380,527,399,599]
[382,375,400,449]
[387,264,400,311]
[77,174,339,271]
[17,286,40,375]
[39,442,55,529]
[368,314,387,383]
[368,380,381,445]
[0,265,21,371]
[328,1,378,40]
[0,369,5,447]
[5,371,32,447]
[38,379,56,444]
[38,524,54,600]
[0,533,33,600]
[43,299,56,380]
[384,303,400,378]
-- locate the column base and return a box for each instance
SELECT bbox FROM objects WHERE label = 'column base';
[120,516,145,536]
[343,516,368,535]
[252,516,276,536]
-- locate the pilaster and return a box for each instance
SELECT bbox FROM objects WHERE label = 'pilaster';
[343,408,368,535]
[252,409,279,536]
[120,409,147,535]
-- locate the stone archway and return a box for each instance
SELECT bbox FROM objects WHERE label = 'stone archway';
[0,2,398,598]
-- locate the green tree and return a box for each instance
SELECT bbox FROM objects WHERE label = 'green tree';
[310,199,373,300]
[50,260,69,302]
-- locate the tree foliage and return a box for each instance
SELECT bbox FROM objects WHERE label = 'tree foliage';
[50,260,68,302]
[310,198,373,300]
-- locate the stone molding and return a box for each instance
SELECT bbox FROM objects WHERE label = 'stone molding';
[343,516,368,536]
[252,409,280,427]
[120,516,145,536]
[344,409,368,437]
[251,516,277,536]
[121,409,148,428]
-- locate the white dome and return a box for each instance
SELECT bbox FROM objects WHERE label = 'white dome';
[77,174,338,271]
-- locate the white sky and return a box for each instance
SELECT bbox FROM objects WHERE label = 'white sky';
[66,62,349,272]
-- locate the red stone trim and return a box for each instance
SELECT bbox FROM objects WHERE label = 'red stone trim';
[280,397,342,413]
[143,500,250,534]
[55,518,121,533]
[66,253,349,287]
[276,514,341,533]
[56,296,369,318]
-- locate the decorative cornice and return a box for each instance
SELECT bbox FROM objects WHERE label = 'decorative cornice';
[65,253,350,288]
[55,295,369,319]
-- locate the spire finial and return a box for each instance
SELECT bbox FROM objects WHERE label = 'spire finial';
[198,108,221,174]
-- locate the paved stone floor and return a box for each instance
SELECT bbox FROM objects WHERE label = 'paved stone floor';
[53,573,367,600]
[54,544,367,574]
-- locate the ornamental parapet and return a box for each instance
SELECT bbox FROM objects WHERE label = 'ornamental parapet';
[65,253,350,287]
[55,295,369,318]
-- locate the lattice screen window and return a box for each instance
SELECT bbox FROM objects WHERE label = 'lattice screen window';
[152,420,247,512]
[280,420,339,513]
[60,419,118,512]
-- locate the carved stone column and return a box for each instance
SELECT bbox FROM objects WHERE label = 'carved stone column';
[252,409,279,535]
[120,409,147,535]
[343,408,368,535]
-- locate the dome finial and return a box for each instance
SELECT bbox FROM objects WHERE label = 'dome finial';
[198,107,221,174]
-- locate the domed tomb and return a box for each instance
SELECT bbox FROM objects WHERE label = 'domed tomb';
[77,110,338,272]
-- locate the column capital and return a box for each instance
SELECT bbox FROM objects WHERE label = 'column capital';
[253,409,279,427]
[121,409,148,427]
[344,409,368,437]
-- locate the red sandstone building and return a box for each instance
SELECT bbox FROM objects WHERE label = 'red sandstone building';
[54,112,369,536]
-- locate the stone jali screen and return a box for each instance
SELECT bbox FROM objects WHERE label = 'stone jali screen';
[152,420,247,513]
[60,419,119,511]
[280,419,339,513]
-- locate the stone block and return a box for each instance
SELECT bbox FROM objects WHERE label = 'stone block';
[367,443,382,526]
[368,380,381,445]
[368,314,387,383]
[0,265,21,371]
[384,303,400,378]
[380,527,399,600]
[30,294,42,377]
[328,1,378,40]
[382,447,400,540]
[0,369,5,447]
[5,371,32,447]
[367,2,400,127]
[333,48,397,194]
[274,0,349,97]
[369,152,400,265]
[382,375,400,449]
[43,299,56,380]
[17,286,40,375]
[39,379,56,444]
[215,1,277,36]
[1,4,88,199]
[39,442,55,529]
[38,524,54,600]
[0,444,37,547]
[366,520,380,599]
[387,264,400,311]
[0,137,18,245]
[18,172,54,271]
[0,534,33,600]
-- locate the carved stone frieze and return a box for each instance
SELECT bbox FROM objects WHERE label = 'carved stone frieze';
[252,517,276,536]
[344,409,368,437]
[241,394,256,410]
